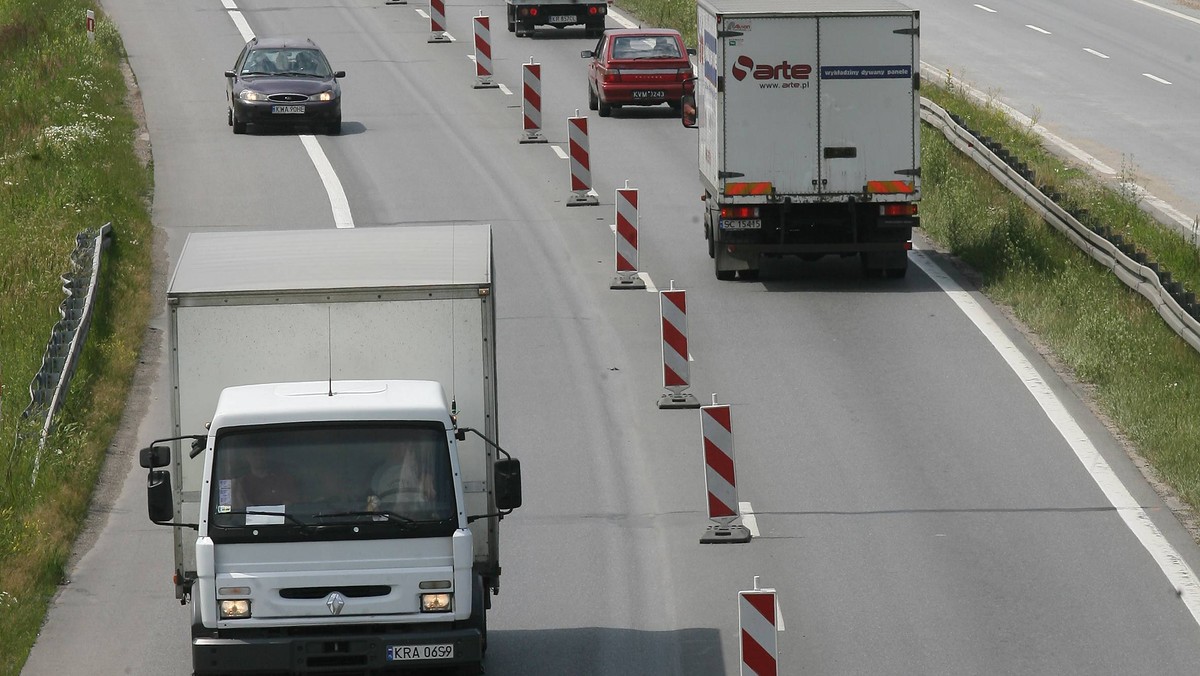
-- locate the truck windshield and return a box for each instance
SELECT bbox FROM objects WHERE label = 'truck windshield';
[208,422,457,541]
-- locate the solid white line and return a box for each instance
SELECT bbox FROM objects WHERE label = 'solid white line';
[1083,48,1110,59]
[1128,0,1200,27]
[416,8,429,18]
[467,54,476,62]
[299,136,354,228]
[607,7,639,29]
[910,250,1200,626]
[499,83,513,96]
[1025,24,1051,34]
[551,145,568,159]
[229,10,254,42]
[1143,73,1173,85]
[739,501,760,537]
[638,272,657,292]
[973,4,997,12]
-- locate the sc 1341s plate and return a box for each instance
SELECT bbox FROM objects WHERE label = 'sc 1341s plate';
[386,644,454,661]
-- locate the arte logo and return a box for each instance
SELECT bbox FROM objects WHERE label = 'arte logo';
[731,56,813,81]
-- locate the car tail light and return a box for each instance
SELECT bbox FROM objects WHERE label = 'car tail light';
[721,206,759,219]
[881,203,918,216]
[604,70,621,83]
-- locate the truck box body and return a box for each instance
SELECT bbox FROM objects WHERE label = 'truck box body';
[693,0,921,278]
[159,225,503,673]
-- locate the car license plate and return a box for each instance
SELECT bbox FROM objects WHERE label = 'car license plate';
[722,219,762,230]
[271,105,305,114]
[548,14,576,23]
[632,90,667,99]
[386,644,454,661]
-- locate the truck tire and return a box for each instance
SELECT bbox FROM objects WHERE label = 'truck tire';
[506,8,515,32]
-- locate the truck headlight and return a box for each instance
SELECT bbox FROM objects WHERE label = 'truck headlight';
[220,599,252,619]
[420,593,453,613]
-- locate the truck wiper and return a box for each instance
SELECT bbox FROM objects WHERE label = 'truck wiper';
[313,511,455,528]
[221,509,314,533]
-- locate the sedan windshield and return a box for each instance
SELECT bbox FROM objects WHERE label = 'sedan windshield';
[209,422,457,542]
[241,48,331,77]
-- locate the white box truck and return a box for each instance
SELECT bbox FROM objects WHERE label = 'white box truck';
[138,225,520,675]
[683,0,921,279]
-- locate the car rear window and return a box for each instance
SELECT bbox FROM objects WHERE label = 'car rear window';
[611,36,682,60]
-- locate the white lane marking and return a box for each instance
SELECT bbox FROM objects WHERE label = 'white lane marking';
[974,4,997,12]
[607,7,639,29]
[416,8,429,18]
[499,83,513,96]
[920,64,1115,176]
[638,272,657,292]
[910,250,1200,626]
[1083,48,1110,59]
[299,136,354,228]
[739,501,760,537]
[1128,0,1200,27]
[220,0,237,8]
[467,54,476,62]
[1143,73,1173,85]
[1025,24,1051,34]
[551,145,568,159]
[229,10,254,41]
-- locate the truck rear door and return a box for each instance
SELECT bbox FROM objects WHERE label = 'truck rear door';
[720,15,820,198]
[817,12,920,197]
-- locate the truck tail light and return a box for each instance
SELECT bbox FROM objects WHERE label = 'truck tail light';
[528,7,538,16]
[721,206,759,219]
[881,203,918,216]
[588,6,599,14]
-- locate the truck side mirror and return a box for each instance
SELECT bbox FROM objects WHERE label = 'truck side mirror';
[680,92,698,128]
[493,458,522,511]
[147,470,174,523]
[140,445,171,469]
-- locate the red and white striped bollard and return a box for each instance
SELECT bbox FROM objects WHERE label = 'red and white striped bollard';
[428,0,451,42]
[86,10,95,42]
[472,14,498,88]
[566,110,598,206]
[739,577,779,676]
[520,59,547,143]
[700,394,749,542]
[611,181,645,289]
[658,282,699,408]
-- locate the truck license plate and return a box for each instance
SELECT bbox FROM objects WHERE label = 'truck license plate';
[722,219,762,230]
[632,90,666,99]
[548,14,576,23]
[272,105,305,114]
[387,644,454,661]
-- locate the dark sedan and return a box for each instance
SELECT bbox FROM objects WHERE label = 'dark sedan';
[225,37,344,135]
[582,29,695,117]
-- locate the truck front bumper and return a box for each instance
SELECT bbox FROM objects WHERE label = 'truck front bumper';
[193,627,481,675]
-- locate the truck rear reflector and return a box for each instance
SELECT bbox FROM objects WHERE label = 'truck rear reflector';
[881,203,918,216]
[724,182,773,196]
[867,180,915,194]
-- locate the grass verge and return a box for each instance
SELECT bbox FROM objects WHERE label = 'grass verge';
[0,1,153,673]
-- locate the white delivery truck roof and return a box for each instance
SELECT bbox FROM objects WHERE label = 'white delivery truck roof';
[699,0,914,14]
[210,380,455,430]
[169,225,492,296]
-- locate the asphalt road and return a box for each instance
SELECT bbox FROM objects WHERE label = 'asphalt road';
[21,0,1200,673]
[919,0,1200,226]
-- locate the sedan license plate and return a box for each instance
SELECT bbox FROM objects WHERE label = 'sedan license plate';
[386,644,454,661]
[632,90,667,99]
[722,219,762,231]
[271,105,305,114]
[548,14,576,23]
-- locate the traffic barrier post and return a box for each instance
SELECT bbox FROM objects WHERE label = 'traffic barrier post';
[700,395,750,543]
[567,111,599,206]
[658,283,699,408]
[520,59,547,143]
[472,14,499,89]
[428,0,451,42]
[611,181,645,289]
[739,577,779,676]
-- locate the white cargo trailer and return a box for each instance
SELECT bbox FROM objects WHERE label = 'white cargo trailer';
[685,0,921,278]
[139,225,520,675]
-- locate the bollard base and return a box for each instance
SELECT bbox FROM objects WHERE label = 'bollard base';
[566,191,599,207]
[428,33,452,43]
[385,0,407,4]
[474,80,500,89]
[611,274,646,290]
[520,131,548,144]
[700,524,752,544]
[657,392,701,409]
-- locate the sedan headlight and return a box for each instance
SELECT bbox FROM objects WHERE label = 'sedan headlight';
[420,593,453,613]
[238,89,268,102]
[314,90,335,102]
[219,599,252,619]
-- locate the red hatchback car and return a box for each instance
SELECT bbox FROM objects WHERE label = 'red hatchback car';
[582,29,695,117]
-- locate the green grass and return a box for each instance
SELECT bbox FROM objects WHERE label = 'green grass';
[0,1,153,673]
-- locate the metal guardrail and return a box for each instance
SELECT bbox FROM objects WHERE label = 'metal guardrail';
[919,98,1200,354]
[22,223,113,483]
